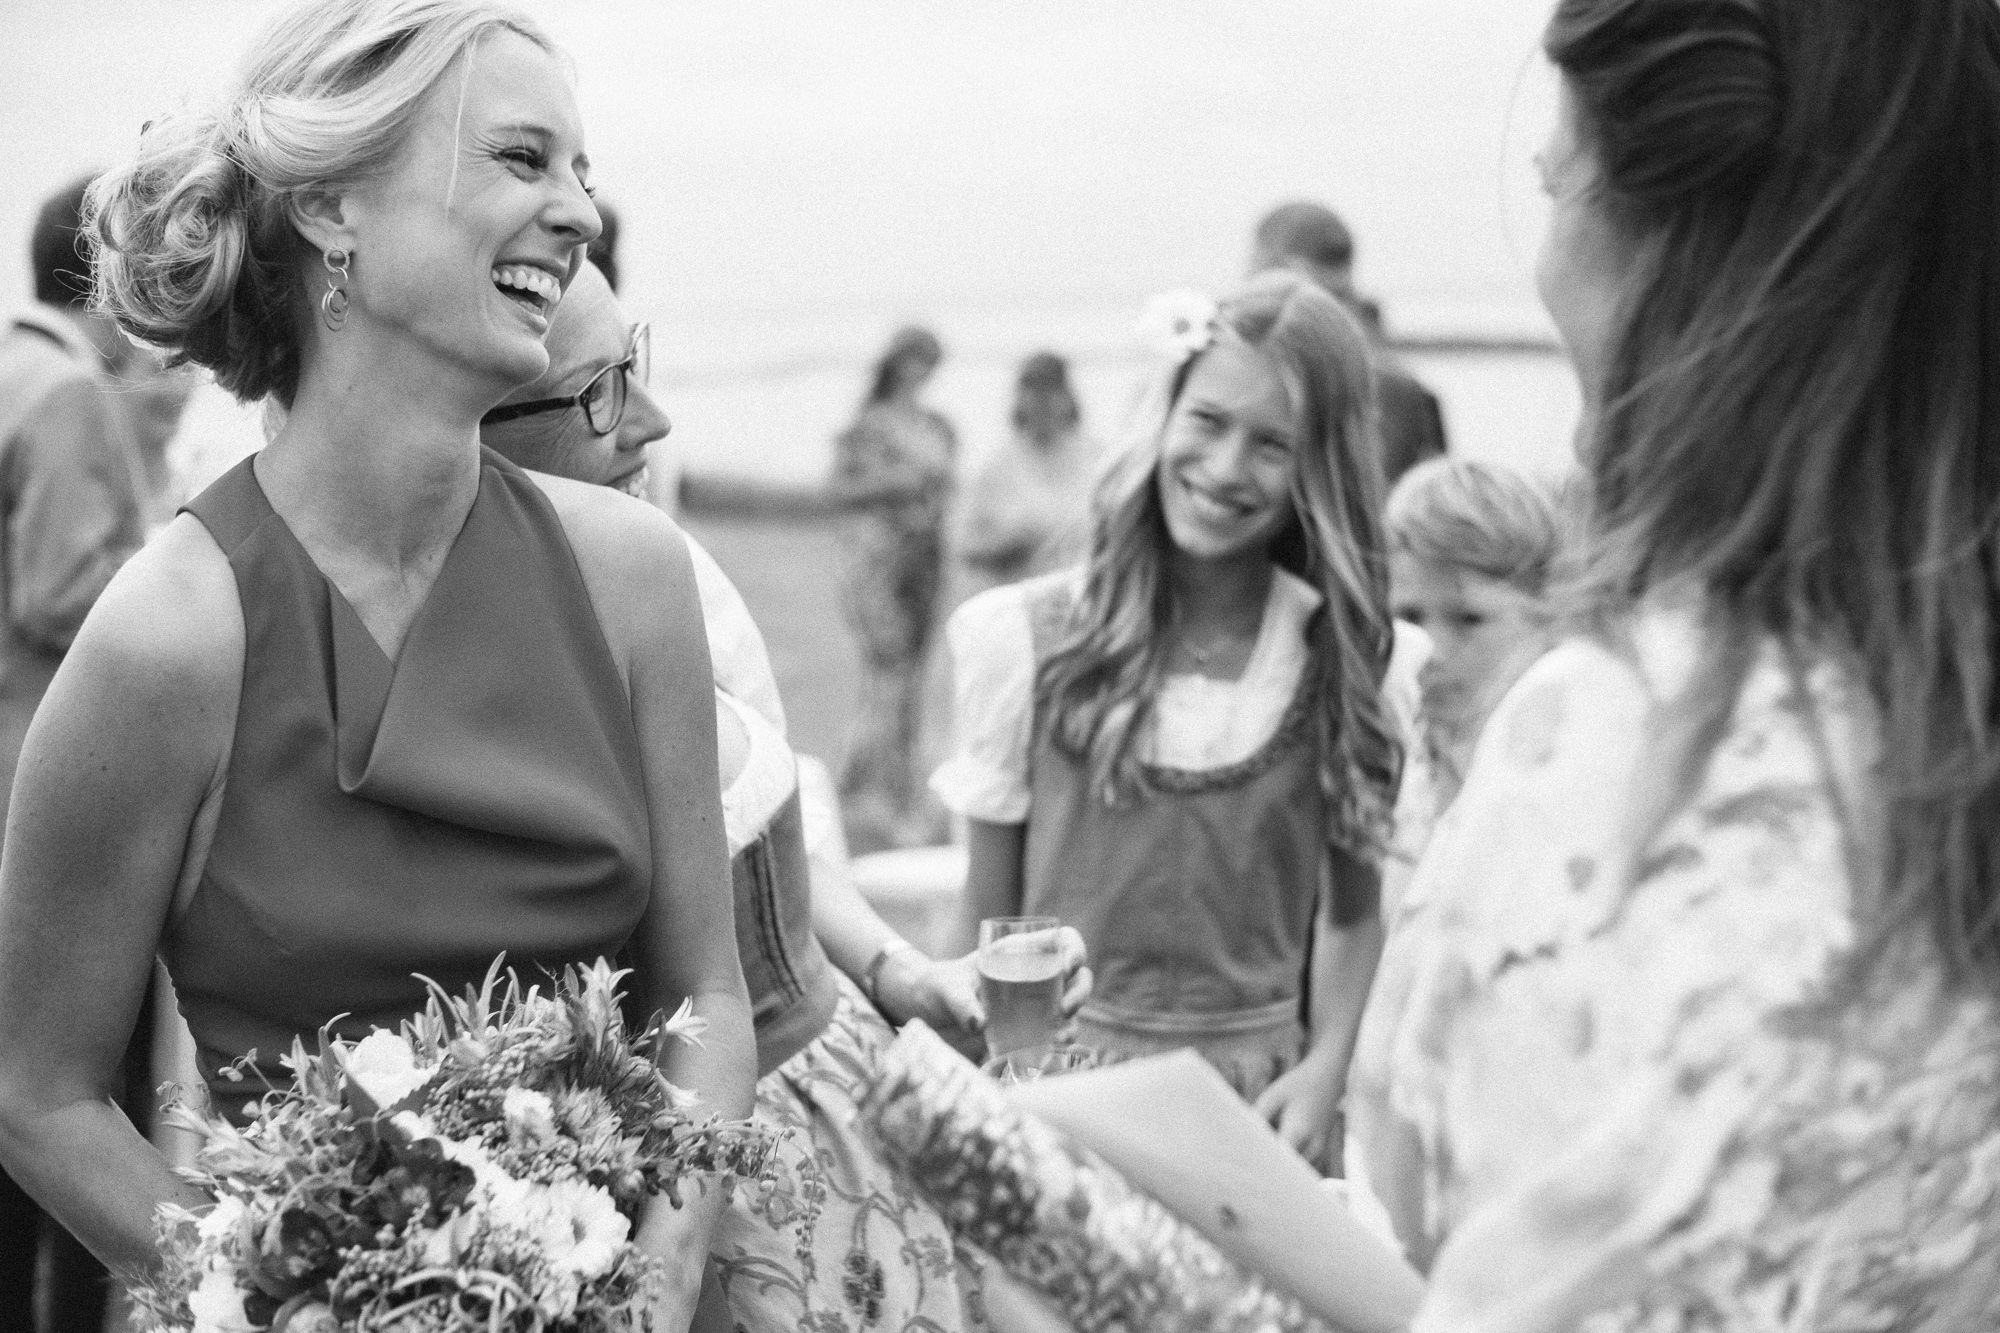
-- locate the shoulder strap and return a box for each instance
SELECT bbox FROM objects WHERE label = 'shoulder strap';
[179,454,273,557]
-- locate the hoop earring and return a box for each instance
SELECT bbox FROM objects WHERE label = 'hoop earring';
[320,247,351,332]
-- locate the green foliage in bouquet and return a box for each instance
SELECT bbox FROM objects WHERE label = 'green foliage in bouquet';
[133,958,814,1333]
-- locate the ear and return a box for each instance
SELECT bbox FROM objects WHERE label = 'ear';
[288,187,358,259]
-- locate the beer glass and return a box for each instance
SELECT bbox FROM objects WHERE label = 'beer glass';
[977,915,1063,1057]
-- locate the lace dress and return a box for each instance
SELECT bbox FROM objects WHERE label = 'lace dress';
[1352,599,2000,1331]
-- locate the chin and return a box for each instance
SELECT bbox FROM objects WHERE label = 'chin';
[497,340,551,387]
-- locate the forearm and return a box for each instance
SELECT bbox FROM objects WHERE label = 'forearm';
[948,819,1026,956]
[813,864,908,981]
[639,986,756,1331]
[1302,910,1385,1082]
[0,1095,204,1277]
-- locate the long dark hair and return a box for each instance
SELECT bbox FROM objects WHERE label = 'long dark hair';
[1035,272,1400,882]
[1549,0,2000,993]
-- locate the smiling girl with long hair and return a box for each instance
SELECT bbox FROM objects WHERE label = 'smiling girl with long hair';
[935,270,1415,1172]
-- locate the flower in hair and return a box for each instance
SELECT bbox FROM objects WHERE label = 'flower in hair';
[1136,289,1218,365]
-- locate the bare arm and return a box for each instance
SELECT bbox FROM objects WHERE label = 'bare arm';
[556,482,754,1332]
[947,817,1028,958]
[0,520,238,1276]
[797,759,1086,1059]
[1255,854,1386,1175]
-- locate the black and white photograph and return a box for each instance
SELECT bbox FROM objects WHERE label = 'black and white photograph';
[0,2,1996,1330]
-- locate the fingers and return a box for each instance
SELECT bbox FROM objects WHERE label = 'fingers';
[1058,965,1092,1018]
[941,972,983,1029]
[1055,926,1088,973]
[939,955,985,1028]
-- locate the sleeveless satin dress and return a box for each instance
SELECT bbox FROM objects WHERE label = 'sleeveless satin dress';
[164,448,654,1123]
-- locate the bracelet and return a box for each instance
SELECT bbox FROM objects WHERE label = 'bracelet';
[861,937,920,1008]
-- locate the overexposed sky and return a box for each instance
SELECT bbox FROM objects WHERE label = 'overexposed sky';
[3,1,1561,346]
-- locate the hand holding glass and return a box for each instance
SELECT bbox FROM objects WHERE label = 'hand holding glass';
[977,916,1065,1057]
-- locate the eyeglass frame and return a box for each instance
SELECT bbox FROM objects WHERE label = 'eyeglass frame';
[480,322,651,436]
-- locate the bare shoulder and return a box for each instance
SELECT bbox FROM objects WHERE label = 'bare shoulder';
[522,470,700,660]
[27,515,243,792]
[70,515,243,701]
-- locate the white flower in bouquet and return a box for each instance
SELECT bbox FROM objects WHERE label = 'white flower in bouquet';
[526,1177,630,1280]
[193,1195,245,1247]
[502,1085,558,1146]
[187,1266,256,1333]
[341,1030,434,1113]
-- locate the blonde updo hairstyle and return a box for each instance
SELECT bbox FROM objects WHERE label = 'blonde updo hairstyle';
[88,0,555,407]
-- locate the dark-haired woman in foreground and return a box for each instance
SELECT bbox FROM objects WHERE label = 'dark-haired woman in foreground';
[1356,1,2000,1328]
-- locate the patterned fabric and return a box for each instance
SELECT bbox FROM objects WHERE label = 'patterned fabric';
[1354,598,2000,1331]
[834,402,956,853]
[712,973,988,1333]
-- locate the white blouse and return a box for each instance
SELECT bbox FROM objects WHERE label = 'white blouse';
[688,535,787,737]
[931,568,1424,823]
[718,688,798,857]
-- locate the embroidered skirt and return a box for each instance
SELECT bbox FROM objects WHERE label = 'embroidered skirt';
[712,972,988,1333]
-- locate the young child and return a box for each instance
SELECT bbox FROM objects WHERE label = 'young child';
[1385,458,1563,820]
[933,271,1418,1174]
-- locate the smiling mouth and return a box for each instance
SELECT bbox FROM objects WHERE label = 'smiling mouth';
[1178,474,1258,523]
[492,264,562,316]
[612,464,650,498]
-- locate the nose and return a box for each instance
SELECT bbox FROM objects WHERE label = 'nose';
[619,381,670,452]
[547,174,603,251]
[1194,426,1259,494]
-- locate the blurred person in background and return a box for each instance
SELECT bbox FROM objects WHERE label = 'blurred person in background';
[1251,199,1447,485]
[956,351,1105,594]
[830,324,957,854]
[484,258,1092,1333]
[0,173,154,1333]
[1346,459,1562,1217]
[112,347,197,532]
[1384,457,1562,819]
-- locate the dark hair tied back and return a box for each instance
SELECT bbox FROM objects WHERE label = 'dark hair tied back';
[1552,0,1782,205]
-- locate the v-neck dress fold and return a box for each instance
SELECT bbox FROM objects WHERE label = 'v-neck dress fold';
[166,448,653,1122]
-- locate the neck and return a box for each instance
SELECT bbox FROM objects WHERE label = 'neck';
[259,337,495,567]
[1167,545,1274,628]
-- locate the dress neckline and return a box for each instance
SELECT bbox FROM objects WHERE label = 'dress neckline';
[247,449,488,671]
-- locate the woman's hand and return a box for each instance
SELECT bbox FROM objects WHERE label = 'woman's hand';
[1254,1051,1347,1177]
[874,928,1093,1062]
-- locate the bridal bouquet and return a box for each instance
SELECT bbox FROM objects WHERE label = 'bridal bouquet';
[860,1022,1335,1333]
[133,959,803,1333]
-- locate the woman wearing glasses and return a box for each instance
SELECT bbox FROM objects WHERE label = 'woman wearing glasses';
[0,4,752,1327]
[482,257,1098,1333]
[480,311,655,497]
